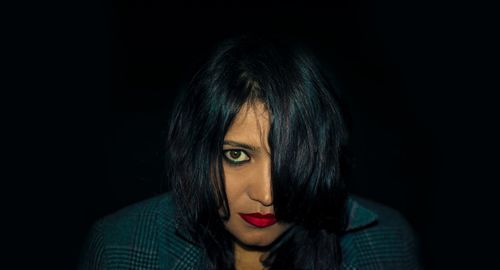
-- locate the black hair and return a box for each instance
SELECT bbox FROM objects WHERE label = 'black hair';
[165,35,349,270]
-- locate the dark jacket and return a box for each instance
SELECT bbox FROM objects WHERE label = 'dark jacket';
[78,193,420,269]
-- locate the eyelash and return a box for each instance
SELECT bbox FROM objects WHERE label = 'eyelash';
[222,149,251,166]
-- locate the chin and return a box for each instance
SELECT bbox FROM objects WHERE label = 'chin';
[233,227,286,248]
[237,234,276,247]
[224,218,292,248]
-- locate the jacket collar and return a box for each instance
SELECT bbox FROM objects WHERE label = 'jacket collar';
[344,195,378,231]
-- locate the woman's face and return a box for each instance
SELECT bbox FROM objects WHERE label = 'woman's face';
[221,102,291,247]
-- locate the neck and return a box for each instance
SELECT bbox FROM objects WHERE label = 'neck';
[234,242,268,270]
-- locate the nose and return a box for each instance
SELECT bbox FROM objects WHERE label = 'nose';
[248,157,273,207]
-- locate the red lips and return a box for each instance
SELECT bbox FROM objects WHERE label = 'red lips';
[239,213,277,228]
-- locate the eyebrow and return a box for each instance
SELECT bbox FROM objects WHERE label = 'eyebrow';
[223,140,259,152]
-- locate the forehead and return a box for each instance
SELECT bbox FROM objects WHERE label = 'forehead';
[224,102,270,148]
[232,101,269,126]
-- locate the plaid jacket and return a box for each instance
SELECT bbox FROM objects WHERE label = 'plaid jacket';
[78,193,420,270]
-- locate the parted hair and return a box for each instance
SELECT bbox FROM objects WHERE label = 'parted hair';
[165,35,349,270]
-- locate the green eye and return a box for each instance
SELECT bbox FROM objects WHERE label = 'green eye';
[223,150,250,164]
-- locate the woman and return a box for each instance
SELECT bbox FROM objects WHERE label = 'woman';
[79,35,420,270]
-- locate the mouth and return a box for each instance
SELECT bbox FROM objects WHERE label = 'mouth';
[239,213,277,228]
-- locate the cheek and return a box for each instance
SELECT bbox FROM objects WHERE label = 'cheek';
[223,167,250,205]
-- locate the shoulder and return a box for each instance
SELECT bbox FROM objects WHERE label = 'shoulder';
[341,195,421,270]
[95,193,174,242]
[78,193,178,270]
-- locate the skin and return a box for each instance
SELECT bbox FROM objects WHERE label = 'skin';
[221,101,292,269]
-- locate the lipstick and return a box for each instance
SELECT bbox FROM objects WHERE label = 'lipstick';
[239,213,277,228]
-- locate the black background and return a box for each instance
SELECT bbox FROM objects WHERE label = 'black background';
[15,0,497,269]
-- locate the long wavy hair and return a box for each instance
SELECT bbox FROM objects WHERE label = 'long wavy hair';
[165,35,349,270]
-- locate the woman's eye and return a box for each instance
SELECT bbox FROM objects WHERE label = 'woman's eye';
[223,150,250,164]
